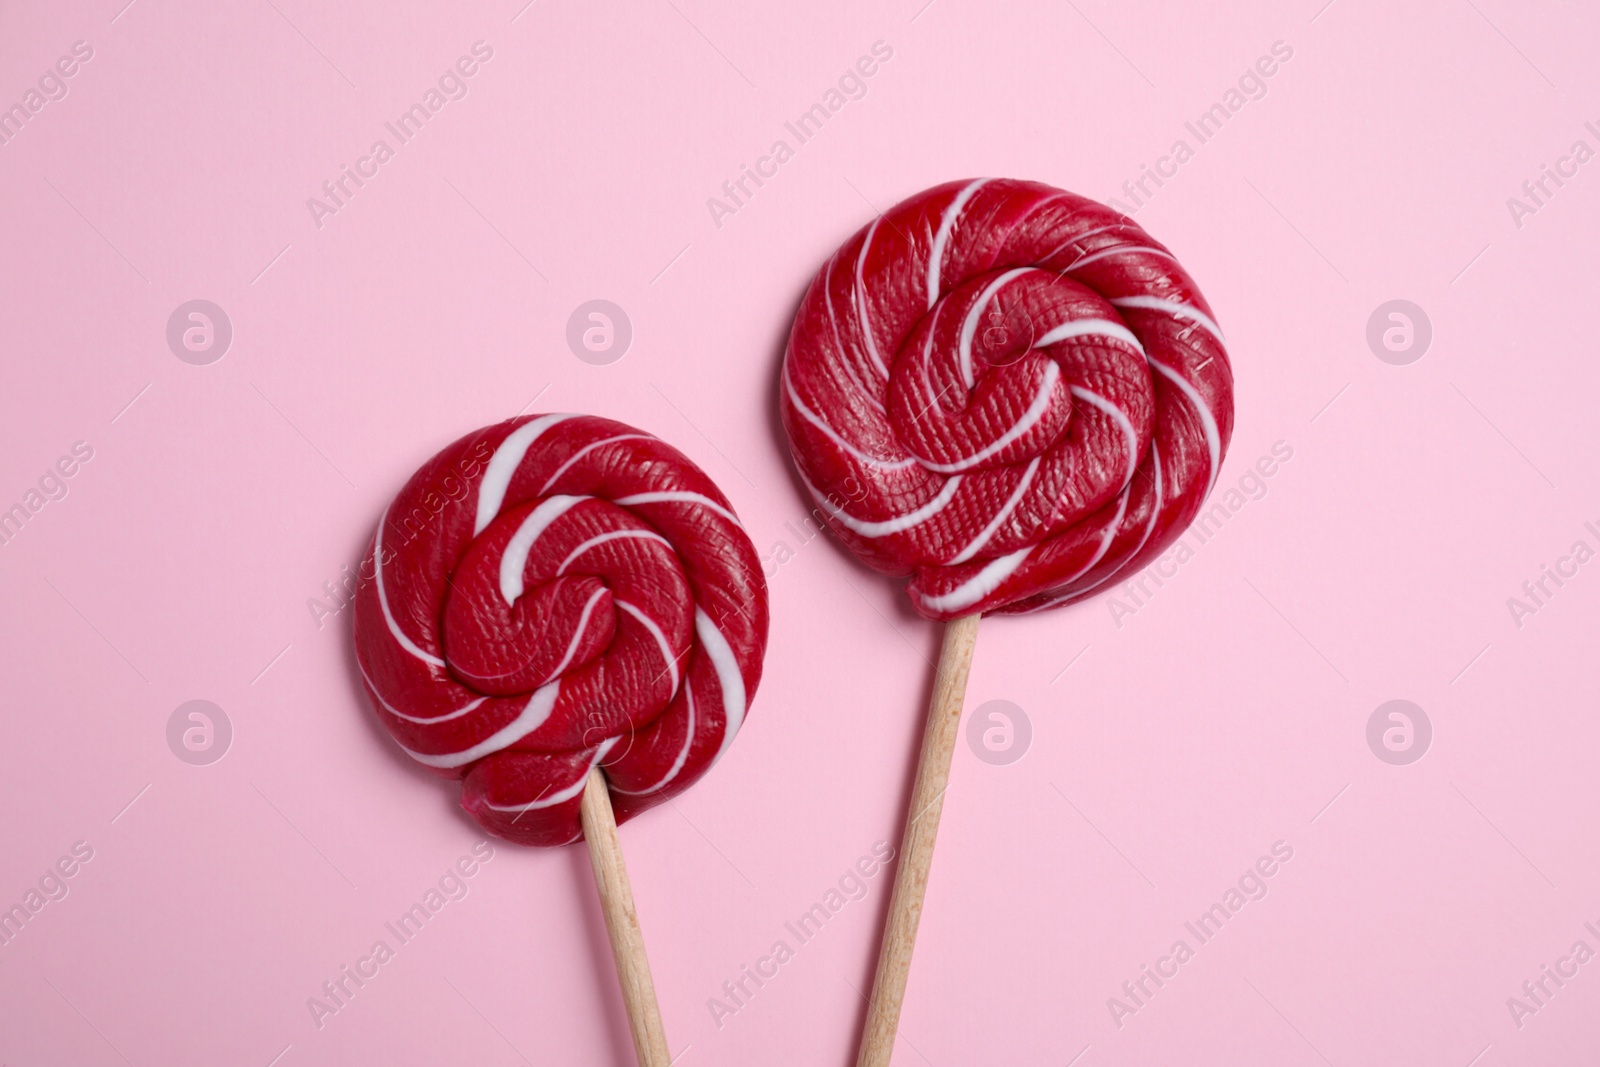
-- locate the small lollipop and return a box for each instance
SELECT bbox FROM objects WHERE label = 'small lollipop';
[353,414,767,1066]
[780,178,1234,1065]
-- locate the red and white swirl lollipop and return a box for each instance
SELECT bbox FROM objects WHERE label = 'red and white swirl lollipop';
[354,413,767,1067]
[780,178,1233,1066]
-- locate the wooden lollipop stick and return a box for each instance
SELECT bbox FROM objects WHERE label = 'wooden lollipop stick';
[580,767,671,1067]
[856,613,982,1067]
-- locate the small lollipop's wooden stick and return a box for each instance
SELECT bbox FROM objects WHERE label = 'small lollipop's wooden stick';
[580,767,671,1067]
[856,613,982,1067]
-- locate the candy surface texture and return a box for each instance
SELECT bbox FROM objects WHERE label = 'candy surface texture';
[354,415,768,846]
[781,178,1235,618]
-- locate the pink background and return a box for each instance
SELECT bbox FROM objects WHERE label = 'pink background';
[3,0,1598,1063]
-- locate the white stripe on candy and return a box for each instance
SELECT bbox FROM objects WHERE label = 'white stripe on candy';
[917,361,1061,474]
[806,470,962,538]
[927,179,989,309]
[1110,295,1225,347]
[1052,442,1166,606]
[546,586,608,681]
[949,457,1039,565]
[609,687,697,797]
[614,492,744,528]
[854,216,890,379]
[557,530,673,575]
[1064,245,1176,272]
[374,503,447,668]
[499,495,587,605]
[400,681,561,769]
[1148,360,1221,498]
[698,608,748,766]
[359,660,485,724]
[476,414,575,535]
[538,433,654,495]
[1069,385,1140,483]
[825,256,887,413]
[1084,479,1132,573]
[918,546,1032,615]
[1006,481,1135,615]
[784,369,917,472]
[958,267,1035,388]
[1036,317,1144,353]
[480,736,621,812]
[616,600,682,694]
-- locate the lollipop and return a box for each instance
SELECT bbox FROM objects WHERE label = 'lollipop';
[780,178,1233,1065]
[353,413,767,1066]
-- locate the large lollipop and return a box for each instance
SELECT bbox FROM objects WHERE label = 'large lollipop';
[353,413,767,1066]
[780,178,1233,1065]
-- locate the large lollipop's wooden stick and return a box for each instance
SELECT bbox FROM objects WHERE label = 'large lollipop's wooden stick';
[856,613,982,1067]
[580,767,671,1067]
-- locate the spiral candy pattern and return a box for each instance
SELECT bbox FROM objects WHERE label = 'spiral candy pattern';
[780,178,1235,618]
[353,415,768,846]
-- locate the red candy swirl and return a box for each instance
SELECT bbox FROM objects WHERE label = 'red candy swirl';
[353,415,768,846]
[780,178,1235,618]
